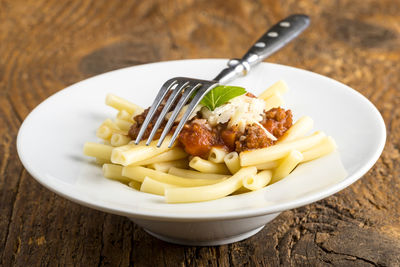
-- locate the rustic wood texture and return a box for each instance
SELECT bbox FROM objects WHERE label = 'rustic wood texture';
[1,0,399,266]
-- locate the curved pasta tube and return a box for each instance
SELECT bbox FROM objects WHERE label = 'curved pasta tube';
[254,160,278,170]
[301,136,337,162]
[165,167,257,203]
[140,177,177,196]
[189,157,230,174]
[122,166,224,187]
[130,147,188,166]
[168,167,228,180]
[272,150,303,183]
[240,131,325,166]
[147,160,188,173]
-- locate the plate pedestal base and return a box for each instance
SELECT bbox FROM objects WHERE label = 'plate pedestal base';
[144,226,265,246]
[129,212,280,246]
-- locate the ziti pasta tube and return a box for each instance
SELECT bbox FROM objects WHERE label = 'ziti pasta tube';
[208,147,228,163]
[243,170,272,191]
[165,167,257,203]
[271,150,303,183]
[102,163,131,183]
[258,80,289,100]
[111,136,174,166]
[122,166,225,187]
[106,93,143,114]
[140,176,177,196]
[224,152,241,174]
[301,136,337,162]
[277,116,314,143]
[130,147,188,166]
[147,160,188,173]
[189,156,230,174]
[83,142,113,160]
[168,167,229,180]
[239,131,326,166]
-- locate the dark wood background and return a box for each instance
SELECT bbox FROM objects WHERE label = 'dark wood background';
[1,0,399,266]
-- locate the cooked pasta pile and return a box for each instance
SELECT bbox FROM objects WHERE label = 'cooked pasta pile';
[83,81,337,203]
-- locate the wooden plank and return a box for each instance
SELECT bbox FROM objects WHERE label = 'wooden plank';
[0,0,399,266]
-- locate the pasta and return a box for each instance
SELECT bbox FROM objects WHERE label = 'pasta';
[114,118,132,132]
[102,163,131,183]
[189,156,230,174]
[110,133,131,147]
[258,80,288,101]
[239,131,326,166]
[164,167,257,203]
[208,147,228,163]
[263,91,284,112]
[224,152,241,174]
[83,142,113,160]
[131,147,188,166]
[140,176,177,196]
[84,81,338,203]
[96,119,126,140]
[96,125,113,140]
[106,93,143,115]
[168,167,228,180]
[122,166,224,187]
[128,180,141,190]
[277,116,314,143]
[271,150,303,183]
[301,136,337,162]
[111,136,174,166]
[95,157,111,165]
[147,160,188,173]
[116,110,134,122]
[254,160,278,170]
[243,170,272,191]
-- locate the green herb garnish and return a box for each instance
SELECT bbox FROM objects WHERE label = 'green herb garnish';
[200,85,246,111]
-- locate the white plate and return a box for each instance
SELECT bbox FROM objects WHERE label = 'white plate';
[17,59,386,245]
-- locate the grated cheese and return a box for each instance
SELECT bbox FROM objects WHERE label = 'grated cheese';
[200,94,276,139]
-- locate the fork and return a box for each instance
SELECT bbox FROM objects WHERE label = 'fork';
[134,14,310,148]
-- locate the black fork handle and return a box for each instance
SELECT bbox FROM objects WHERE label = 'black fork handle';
[213,14,310,84]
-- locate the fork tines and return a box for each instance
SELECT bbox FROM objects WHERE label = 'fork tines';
[134,77,218,148]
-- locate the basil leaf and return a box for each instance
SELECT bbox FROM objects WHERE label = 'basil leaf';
[200,85,246,111]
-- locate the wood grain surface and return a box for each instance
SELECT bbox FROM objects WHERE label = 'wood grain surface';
[1,0,399,266]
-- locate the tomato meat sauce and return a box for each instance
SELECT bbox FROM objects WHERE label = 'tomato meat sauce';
[177,107,292,156]
[128,94,292,157]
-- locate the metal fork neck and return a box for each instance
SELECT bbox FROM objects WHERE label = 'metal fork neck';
[212,58,252,84]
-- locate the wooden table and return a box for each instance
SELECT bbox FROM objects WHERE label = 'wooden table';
[1,0,399,266]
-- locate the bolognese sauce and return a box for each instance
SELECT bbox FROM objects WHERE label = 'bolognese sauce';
[128,93,292,157]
